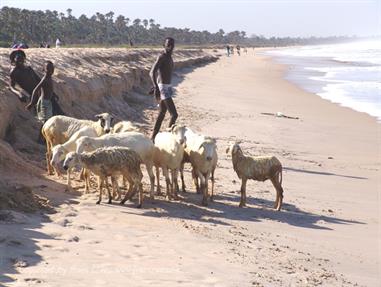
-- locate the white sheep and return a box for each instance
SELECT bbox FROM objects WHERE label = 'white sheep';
[63,147,144,207]
[112,120,141,133]
[153,125,187,200]
[42,113,114,175]
[226,142,284,211]
[75,131,155,198]
[180,128,218,206]
[50,126,98,192]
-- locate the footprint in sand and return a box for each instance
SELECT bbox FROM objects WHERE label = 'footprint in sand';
[54,218,72,227]
[24,278,44,284]
[94,249,112,258]
[86,240,101,245]
[74,224,94,231]
[65,235,80,242]
[53,246,70,252]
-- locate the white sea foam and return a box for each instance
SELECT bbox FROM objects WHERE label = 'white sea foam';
[268,40,381,120]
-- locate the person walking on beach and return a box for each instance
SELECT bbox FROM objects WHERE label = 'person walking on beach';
[236,45,241,56]
[150,37,178,142]
[226,45,230,56]
[55,38,61,48]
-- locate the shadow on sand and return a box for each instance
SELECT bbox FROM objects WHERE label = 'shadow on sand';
[284,166,368,180]
[0,178,79,284]
[119,187,364,231]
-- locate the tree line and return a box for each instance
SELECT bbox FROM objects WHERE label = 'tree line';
[0,6,357,48]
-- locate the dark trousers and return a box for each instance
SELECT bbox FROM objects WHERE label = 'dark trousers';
[152,97,178,141]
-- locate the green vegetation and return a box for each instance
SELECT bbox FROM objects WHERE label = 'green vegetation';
[0,7,357,48]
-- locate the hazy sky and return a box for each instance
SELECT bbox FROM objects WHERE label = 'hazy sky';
[2,0,380,37]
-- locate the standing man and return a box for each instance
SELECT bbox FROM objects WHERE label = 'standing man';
[26,61,55,123]
[150,37,178,142]
[236,45,241,56]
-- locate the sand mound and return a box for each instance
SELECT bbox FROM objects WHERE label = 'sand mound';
[0,182,50,212]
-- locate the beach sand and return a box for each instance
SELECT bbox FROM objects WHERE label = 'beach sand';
[1,51,379,286]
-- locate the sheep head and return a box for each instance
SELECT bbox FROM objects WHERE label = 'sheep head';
[199,137,217,161]
[76,136,96,154]
[63,152,80,171]
[95,113,114,134]
[51,144,67,168]
[168,124,187,145]
[226,141,242,156]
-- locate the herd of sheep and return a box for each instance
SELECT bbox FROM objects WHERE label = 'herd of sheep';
[42,113,284,210]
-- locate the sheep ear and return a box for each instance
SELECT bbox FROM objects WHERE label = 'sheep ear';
[198,143,204,150]
[95,114,102,119]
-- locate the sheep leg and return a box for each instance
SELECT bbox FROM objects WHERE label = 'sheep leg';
[111,176,121,200]
[79,168,85,180]
[105,177,113,204]
[210,169,215,201]
[271,176,284,211]
[66,168,71,189]
[46,140,54,175]
[146,163,155,199]
[155,166,162,196]
[84,169,90,193]
[239,178,247,207]
[163,168,172,200]
[180,161,186,192]
[205,172,210,202]
[197,171,208,206]
[171,169,179,200]
[136,180,143,208]
[96,176,103,204]
[192,169,200,194]
[120,176,134,205]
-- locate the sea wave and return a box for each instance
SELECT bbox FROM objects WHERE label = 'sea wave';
[267,40,381,120]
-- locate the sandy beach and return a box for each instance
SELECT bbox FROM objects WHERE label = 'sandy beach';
[0,50,380,286]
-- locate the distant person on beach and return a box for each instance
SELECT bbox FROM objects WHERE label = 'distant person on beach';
[55,38,61,48]
[230,46,234,55]
[236,45,241,56]
[150,37,178,142]
[11,43,29,49]
[226,45,230,56]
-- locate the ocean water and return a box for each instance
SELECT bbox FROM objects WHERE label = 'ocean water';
[267,40,381,121]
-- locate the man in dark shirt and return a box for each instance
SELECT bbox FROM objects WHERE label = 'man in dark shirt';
[9,50,40,102]
[150,37,178,142]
